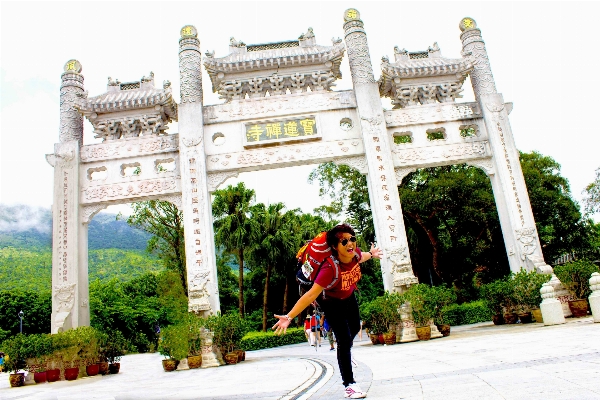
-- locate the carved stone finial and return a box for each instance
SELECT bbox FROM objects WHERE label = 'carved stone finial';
[300,27,315,40]
[163,80,171,89]
[108,77,119,86]
[344,8,360,22]
[332,37,342,45]
[429,42,440,52]
[181,25,198,38]
[459,17,477,32]
[229,37,245,47]
[381,55,389,63]
[63,59,82,74]
[205,49,215,58]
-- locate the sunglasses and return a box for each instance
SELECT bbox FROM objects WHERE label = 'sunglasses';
[340,236,357,246]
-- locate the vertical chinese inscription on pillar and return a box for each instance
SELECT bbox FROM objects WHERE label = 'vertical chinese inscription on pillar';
[189,157,204,268]
[496,122,525,226]
[57,171,69,282]
[371,136,398,243]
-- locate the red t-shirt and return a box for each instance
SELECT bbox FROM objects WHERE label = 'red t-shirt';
[314,248,362,299]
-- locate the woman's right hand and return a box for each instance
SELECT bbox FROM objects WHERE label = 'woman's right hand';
[272,315,291,335]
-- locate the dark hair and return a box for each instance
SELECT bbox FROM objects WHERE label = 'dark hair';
[326,223,356,256]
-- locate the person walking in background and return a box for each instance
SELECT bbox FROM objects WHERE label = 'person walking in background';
[311,310,322,347]
[273,223,382,399]
[324,318,335,351]
[304,315,313,346]
[358,320,363,341]
[0,352,5,372]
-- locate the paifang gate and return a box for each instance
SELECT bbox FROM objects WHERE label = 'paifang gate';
[46,9,552,333]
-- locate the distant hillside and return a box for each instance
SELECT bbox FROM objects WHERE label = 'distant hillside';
[0,204,151,251]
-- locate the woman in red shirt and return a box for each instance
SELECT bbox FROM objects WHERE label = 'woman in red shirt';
[273,224,382,399]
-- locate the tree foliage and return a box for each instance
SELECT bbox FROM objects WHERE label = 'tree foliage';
[120,201,186,293]
[212,182,258,316]
[583,167,600,215]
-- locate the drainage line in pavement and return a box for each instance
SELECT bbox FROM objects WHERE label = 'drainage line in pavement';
[284,358,331,400]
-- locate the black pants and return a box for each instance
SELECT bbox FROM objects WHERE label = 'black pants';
[320,292,361,386]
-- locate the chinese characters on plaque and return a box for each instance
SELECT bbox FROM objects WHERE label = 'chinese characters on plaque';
[245,117,318,145]
[372,136,397,242]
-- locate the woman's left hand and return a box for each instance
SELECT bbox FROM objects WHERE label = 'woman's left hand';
[370,243,382,259]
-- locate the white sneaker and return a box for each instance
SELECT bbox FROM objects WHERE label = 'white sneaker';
[344,383,367,398]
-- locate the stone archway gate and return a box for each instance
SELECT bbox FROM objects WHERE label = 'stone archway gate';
[46,9,551,333]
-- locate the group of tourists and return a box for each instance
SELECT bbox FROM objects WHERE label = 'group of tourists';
[273,223,382,399]
[303,311,336,350]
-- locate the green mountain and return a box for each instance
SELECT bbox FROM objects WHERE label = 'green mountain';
[0,204,160,292]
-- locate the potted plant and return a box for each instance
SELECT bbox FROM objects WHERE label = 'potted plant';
[76,327,100,376]
[187,314,204,369]
[404,284,437,340]
[204,313,249,364]
[360,293,403,345]
[158,324,188,371]
[554,260,599,317]
[104,330,127,374]
[512,269,551,323]
[430,285,457,336]
[23,333,53,383]
[96,331,109,375]
[1,334,27,387]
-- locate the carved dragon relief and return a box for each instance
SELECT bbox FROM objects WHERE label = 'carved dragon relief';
[206,171,240,192]
[81,204,109,223]
[333,156,368,174]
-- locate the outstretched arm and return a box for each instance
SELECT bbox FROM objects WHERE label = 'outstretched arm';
[272,283,324,335]
[359,243,383,263]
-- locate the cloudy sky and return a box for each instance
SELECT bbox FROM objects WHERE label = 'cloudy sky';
[1,1,598,221]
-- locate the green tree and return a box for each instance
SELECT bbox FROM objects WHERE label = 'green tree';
[120,201,186,293]
[248,203,297,331]
[212,182,258,317]
[216,252,240,314]
[583,167,600,215]
[520,151,596,261]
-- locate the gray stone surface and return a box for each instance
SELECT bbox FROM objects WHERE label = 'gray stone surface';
[2,317,599,399]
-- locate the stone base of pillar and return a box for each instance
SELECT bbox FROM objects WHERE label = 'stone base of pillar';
[590,293,600,323]
[176,358,189,370]
[213,346,225,366]
[540,300,566,326]
[549,274,573,317]
[429,322,443,339]
[200,331,221,368]
[397,321,419,343]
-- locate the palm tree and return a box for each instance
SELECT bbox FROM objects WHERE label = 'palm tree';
[212,183,257,317]
[250,203,297,331]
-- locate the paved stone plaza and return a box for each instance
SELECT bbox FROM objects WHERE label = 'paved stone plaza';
[1,317,599,399]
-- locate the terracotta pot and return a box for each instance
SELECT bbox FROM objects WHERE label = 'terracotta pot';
[9,373,25,387]
[415,326,431,341]
[518,312,533,324]
[46,368,60,382]
[224,352,238,365]
[108,363,120,374]
[34,371,47,384]
[437,324,451,337]
[240,350,246,361]
[382,332,396,345]
[64,367,79,381]
[568,299,589,317]
[86,363,99,376]
[531,308,543,323]
[187,355,202,369]
[369,334,379,345]
[503,313,518,324]
[98,361,109,375]
[162,359,178,372]
[492,314,505,325]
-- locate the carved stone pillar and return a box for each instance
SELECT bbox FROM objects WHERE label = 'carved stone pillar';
[59,59,85,146]
[47,61,88,333]
[460,18,551,274]
[177,25,220,315]
[396,302,418,343]
[343,9,417,292]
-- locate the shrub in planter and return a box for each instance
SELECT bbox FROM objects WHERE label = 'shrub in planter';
[403,284,436,328]
[512,269,551,314]
[554,260,599,300]
[158,324,188,361]
[480,278,516,322]
[360,292,403,336]
[0,333,27,374]
[203,313,249,355]
[23,333,53,374]
[430,285,457,326]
